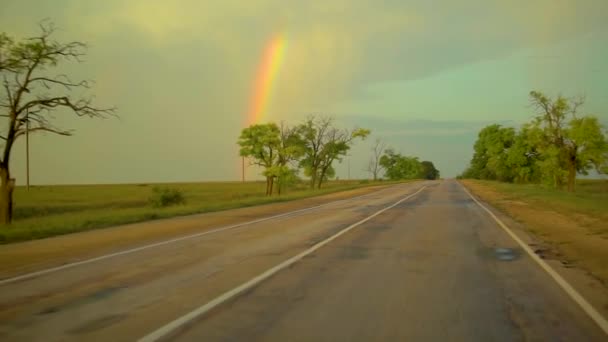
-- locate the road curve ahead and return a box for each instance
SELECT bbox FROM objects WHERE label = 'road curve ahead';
[0,180,605,341]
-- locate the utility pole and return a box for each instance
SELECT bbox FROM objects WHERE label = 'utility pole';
[26,110,30,191]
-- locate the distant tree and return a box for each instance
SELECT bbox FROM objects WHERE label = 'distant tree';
[379,149,422,180]
[299,116,332,189]
[505,124,541,183]
[366,138,386,181]
[0,22,115,224]
[299,116,369,189]
[529,91,607,191]
[238,123,281,196]
[238,122,305,196]
[274,122,305,195]
[419,161,440,180]
[459,91,607,191]
[463,124,515,181]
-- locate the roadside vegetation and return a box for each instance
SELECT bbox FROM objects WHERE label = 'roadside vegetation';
[1,180,402,244]
[238,117,371,195]
[238,118,440,197]
[459,90,608,283]
[459,91,607,192]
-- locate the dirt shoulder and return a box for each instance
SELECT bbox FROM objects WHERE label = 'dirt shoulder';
[460,179,608,317]
[0,184,402,279]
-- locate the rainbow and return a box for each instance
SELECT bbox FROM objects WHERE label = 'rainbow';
[247,33,288,125]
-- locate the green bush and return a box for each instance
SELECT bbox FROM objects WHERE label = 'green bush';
[149,187,186,207]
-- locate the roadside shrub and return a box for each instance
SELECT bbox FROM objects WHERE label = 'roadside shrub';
[149,187,186,207]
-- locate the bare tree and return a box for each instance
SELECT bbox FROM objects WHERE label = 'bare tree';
[0,22,115,223]
[366,138,386,181]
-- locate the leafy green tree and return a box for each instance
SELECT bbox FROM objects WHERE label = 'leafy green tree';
[273,122,304,195]
[272,166,299,195]
[419,161,440,180]
[238,123,281,196]
[299,116,369,189]
[463,124,515,181]
[238,122,306,196]
[298,116,331,189]
[379,149,422,180]
[529,91,607,191]
[505,125,541,183]
[0,22,114,224]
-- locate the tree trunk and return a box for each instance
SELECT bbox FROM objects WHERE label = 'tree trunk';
[318,166,330,189]
[269,177,274,196]
[309,170,317,190]
[567,160,576,193]
[317,170,324,189]
[265,177,271,196]
[0,167,14,224]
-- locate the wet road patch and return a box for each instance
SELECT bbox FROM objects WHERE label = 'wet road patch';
[477,247,521,261]
[494,248,519,261]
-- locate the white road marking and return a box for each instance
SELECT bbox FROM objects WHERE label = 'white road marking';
[0,183,415,286]
[461,184,608,336]
[137,186,427,342]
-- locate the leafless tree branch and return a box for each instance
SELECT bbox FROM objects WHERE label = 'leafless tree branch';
[29,75,91,90]
[16,96,115,118]
[14,126,72,139]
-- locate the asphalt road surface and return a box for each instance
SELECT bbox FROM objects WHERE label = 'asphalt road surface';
[0,180,605,341]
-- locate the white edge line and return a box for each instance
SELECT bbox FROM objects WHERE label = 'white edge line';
[137,186,427,342]
[0,183,412,286]
[461,183,608,336]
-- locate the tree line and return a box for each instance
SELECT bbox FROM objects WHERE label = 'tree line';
[238,116,370,195]
[377,148,439,181]
[459,91,608,192]
[238,118,441,197]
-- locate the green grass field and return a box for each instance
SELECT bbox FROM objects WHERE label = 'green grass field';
[1,180,395,244]
[470,179,608,218]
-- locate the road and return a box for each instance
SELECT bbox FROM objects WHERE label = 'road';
[0,180,605,341]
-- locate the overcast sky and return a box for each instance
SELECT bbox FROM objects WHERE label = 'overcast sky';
[2,0,607,184]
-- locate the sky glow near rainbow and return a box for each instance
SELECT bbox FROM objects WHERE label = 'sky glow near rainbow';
[247,33,288,125]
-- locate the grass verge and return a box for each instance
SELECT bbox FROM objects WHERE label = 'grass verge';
[1,180,403,244]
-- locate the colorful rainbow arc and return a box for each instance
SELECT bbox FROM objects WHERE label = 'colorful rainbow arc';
[247,33,288,126]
